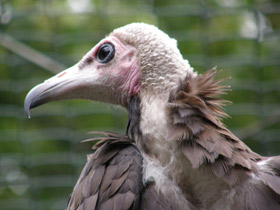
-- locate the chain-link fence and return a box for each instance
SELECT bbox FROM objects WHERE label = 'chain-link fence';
[0,0,280,209]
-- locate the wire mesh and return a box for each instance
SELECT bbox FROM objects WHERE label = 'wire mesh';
[0,0,280,209]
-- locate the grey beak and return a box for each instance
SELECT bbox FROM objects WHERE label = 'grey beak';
[24,63,124,118]
[24,64,85,118]
[24,81,69,118]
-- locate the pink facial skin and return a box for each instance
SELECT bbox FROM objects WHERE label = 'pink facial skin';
[116,46,141,96]
[82,36,141,97]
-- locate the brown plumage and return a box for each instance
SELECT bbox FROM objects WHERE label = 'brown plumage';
[67,133,143,210]
[168,69,261,180]
[24,23,280,210]
[167,69,280,209]
[67,132,179,210]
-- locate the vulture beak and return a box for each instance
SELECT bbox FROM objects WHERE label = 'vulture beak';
[25,64,81,117]
[24,62,126,118]
[24,64,99,118]
[24,37,140,118]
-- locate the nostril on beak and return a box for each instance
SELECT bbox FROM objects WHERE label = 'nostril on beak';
[57,72,67,78]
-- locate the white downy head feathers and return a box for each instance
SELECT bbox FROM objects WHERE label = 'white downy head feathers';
[112,23,194,93]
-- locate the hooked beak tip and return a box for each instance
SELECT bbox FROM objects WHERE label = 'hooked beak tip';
[24,102,31,119]
[24,84,47,118]
[24,95,33,119]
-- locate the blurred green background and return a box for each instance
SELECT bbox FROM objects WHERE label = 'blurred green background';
[0,0,280,209]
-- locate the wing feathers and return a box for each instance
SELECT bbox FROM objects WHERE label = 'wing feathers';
[234,182,280,210]
[259,172,280,195]
[67,134,143,210]
[82,194,99,210]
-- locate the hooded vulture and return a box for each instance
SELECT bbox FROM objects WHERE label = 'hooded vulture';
[24,23,280,210]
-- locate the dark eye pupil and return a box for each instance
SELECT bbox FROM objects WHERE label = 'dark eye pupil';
[96,43,115,63]
[99,47,110,59]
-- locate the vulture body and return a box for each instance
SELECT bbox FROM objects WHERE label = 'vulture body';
[24,23,280,210]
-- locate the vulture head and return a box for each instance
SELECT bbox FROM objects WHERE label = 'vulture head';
[25,23,193,116]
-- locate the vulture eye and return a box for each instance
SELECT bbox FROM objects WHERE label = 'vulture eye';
[96,43,115,63]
